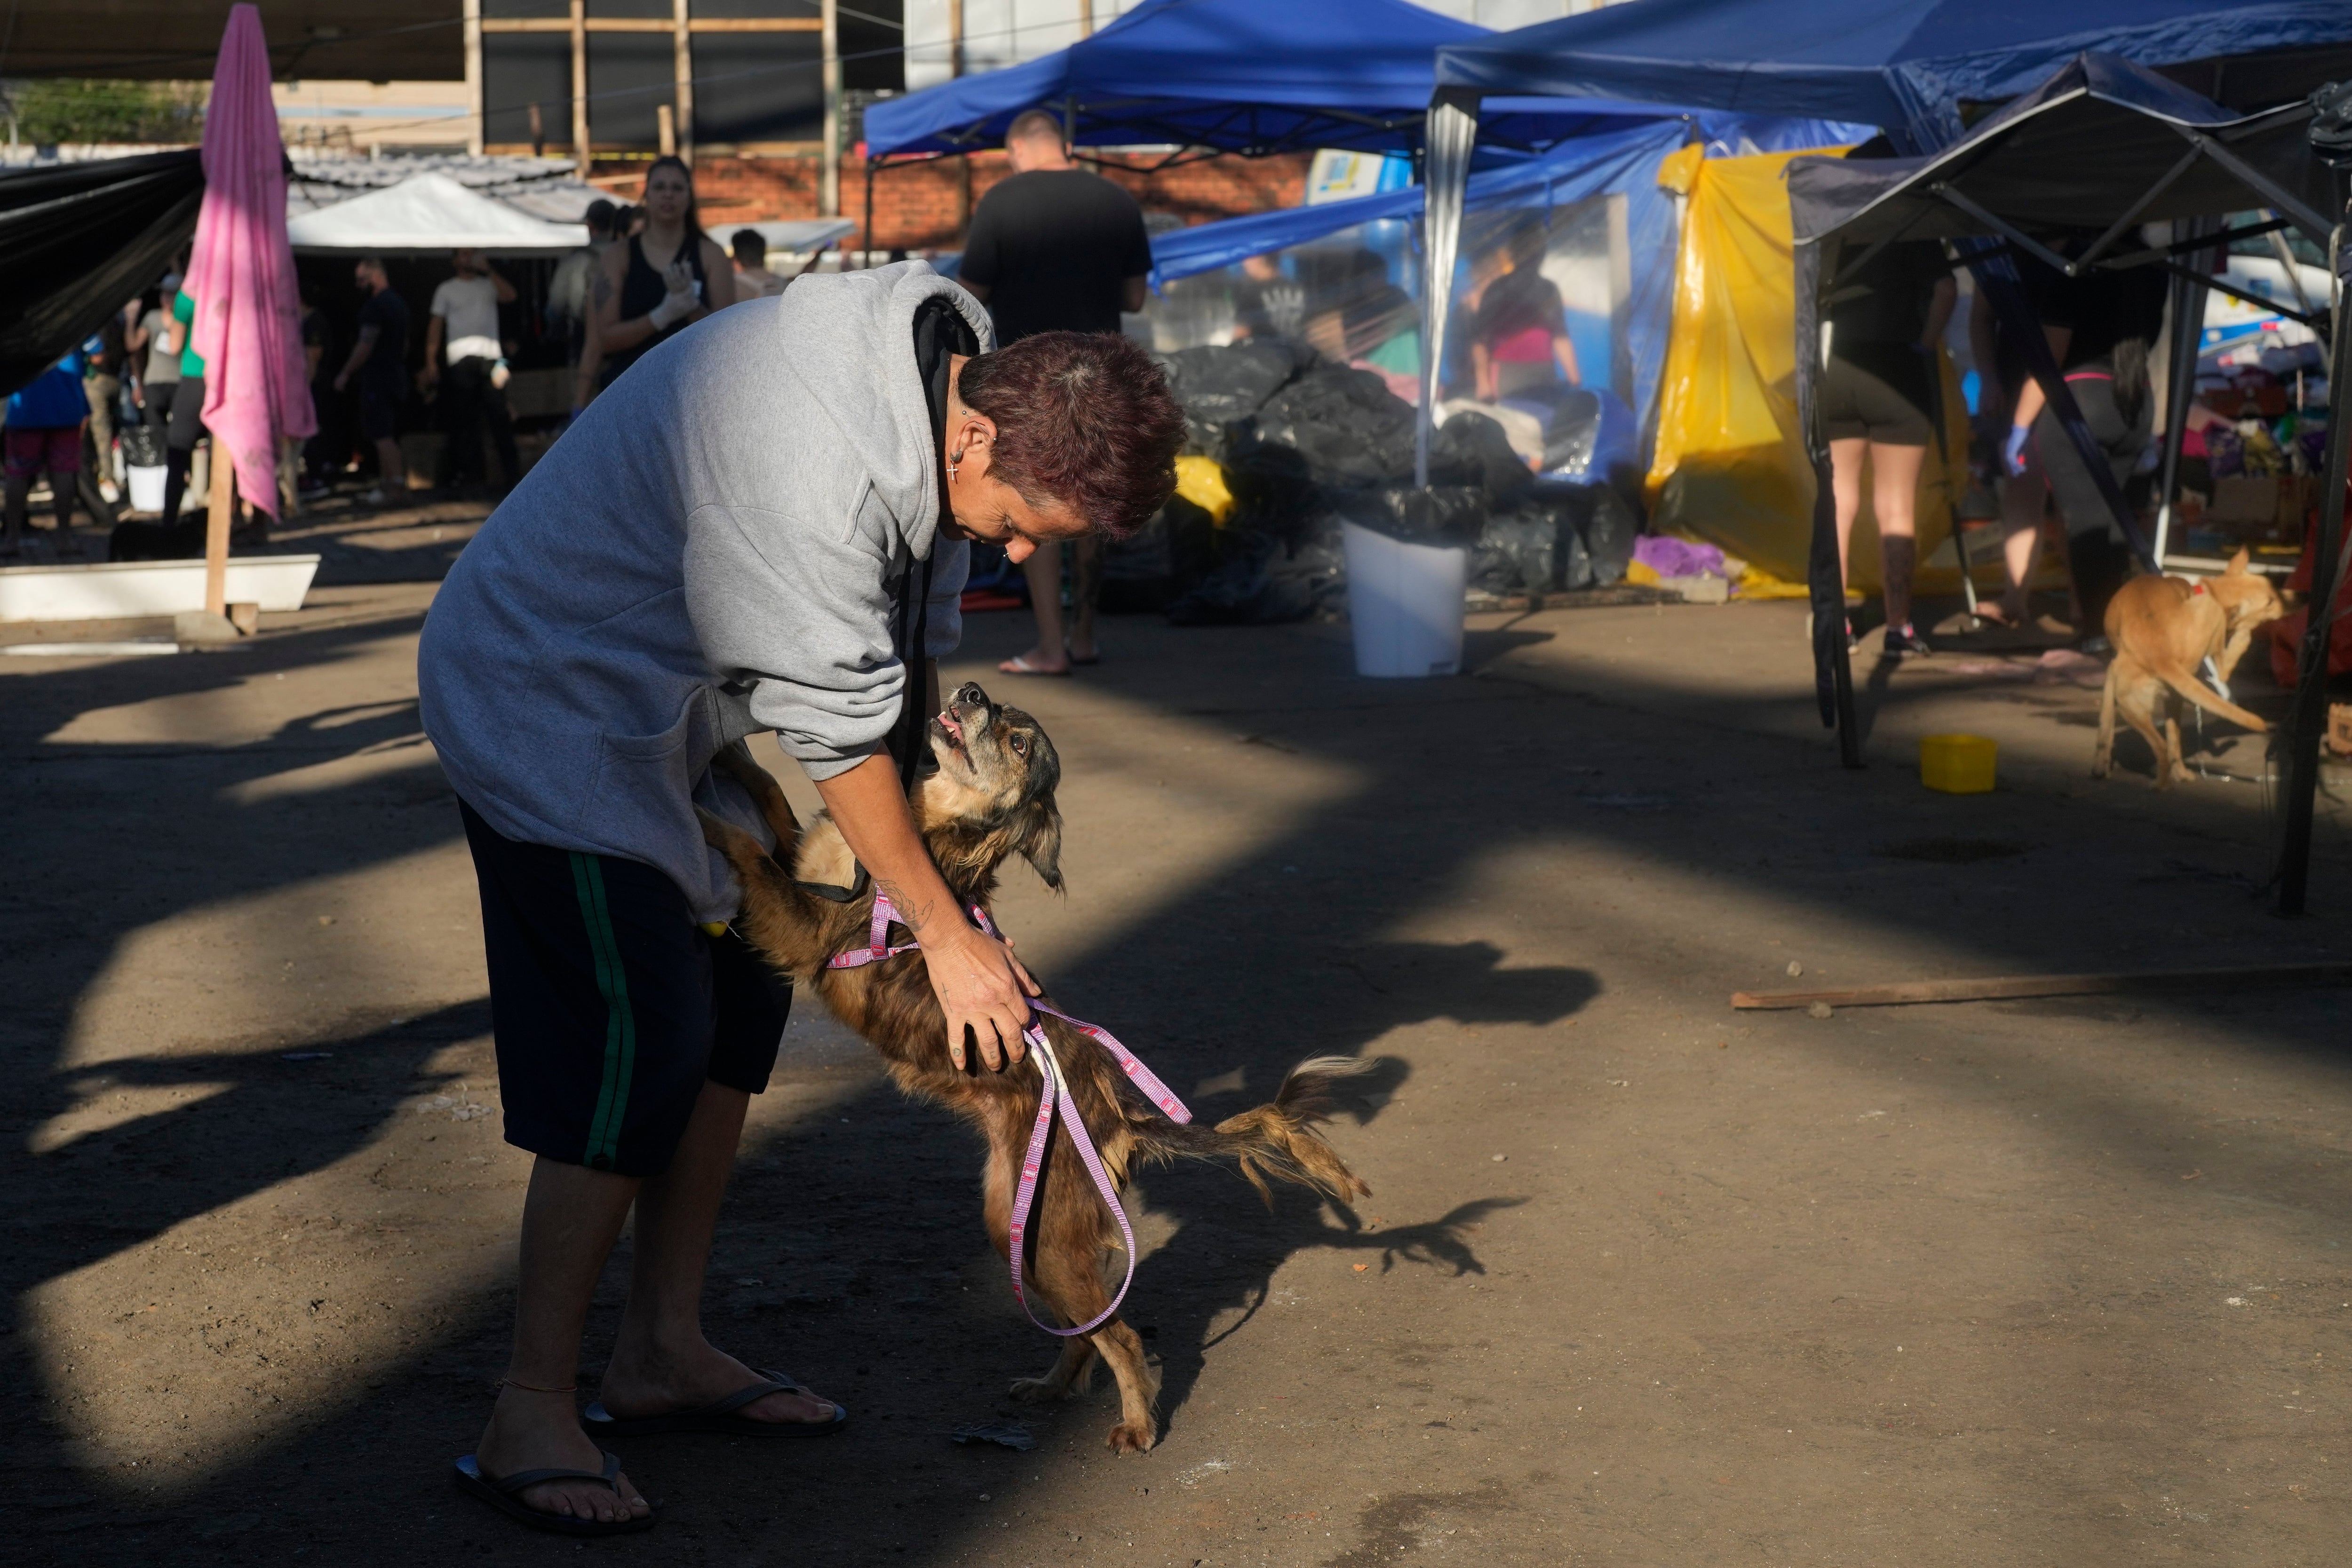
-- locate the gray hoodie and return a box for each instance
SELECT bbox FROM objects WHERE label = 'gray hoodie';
[418,261,985,923]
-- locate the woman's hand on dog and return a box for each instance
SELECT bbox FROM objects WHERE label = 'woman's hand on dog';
[926,922,1039,1071]
[812,752,1041,1070]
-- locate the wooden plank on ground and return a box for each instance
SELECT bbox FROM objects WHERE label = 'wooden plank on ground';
[1731,964,2352,1011]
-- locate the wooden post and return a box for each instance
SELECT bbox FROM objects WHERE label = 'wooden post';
[570,0,590,171]
[949,0,963,77]
[1078,0,1093,38]
[202,441,233,617]
[657,102,676,157]
[820,0,841,219]
[672,0,693,163]
[462,0,484,157]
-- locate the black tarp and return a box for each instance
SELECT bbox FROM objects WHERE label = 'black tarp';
[1787,55,2335,251]
[0,150,204,399]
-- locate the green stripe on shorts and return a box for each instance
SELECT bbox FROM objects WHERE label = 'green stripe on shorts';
[570,851,637,1170]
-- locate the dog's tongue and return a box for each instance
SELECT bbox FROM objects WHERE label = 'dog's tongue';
[938,710,964,745]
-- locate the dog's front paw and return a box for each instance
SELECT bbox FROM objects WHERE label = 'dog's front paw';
[1008,1375,1068,1404]
[1105,1419,1156,1454]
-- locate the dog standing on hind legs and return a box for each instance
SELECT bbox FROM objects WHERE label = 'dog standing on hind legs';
[696,682,1370,1452]
[2095,548,2286,788]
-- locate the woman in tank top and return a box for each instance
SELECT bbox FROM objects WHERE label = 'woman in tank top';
[577,156,734,402]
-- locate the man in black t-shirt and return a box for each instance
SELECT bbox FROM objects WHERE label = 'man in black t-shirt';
[961,109,1152,675]
[332,257,412,505]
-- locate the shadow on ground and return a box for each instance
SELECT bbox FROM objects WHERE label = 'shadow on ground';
[2,591,2346,1562]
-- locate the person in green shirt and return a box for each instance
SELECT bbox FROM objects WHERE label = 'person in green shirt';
[161,286,209,529]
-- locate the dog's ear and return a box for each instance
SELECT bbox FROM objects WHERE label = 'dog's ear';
[1016,797,1064,891]
[2226,546,2250,576]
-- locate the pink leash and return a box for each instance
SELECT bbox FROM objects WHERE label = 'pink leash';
[828,894,1192,1335]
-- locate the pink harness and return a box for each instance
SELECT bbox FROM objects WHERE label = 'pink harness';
[828,893,1192,1335]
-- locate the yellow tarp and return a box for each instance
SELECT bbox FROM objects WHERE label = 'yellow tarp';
[1646,146,1971,595]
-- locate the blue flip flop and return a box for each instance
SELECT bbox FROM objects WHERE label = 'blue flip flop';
[582,1368,849,1439]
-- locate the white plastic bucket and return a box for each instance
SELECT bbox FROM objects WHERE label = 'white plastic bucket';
[126,464,166,514]
[1341,520,1467,678]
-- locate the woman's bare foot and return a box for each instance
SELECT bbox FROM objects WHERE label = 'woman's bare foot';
[1973,596,2027,629]
[475,1386,650,1525]
[600,1338,838,1427]
[999,648,1071,677]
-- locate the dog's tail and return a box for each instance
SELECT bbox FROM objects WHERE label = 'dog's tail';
[2154,664,2269,733]
[1131,1055,1372,1207]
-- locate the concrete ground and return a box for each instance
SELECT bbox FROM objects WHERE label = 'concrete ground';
[4,555,2350,1566]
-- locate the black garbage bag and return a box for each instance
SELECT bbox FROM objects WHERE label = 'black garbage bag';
[1507,484,1628,589]
[107,517,203,561]
[1159,341,1309,454]
[118,419,162,469]
[1582,485,1638,586]
[1471,509,1556,592]
[1246,365,1417,491]
[1428,411,1533,508]
[1471,492,1600,593]
[1100,493,1222,613]
[1338,484,1486,547]
[1164,530,1343,627]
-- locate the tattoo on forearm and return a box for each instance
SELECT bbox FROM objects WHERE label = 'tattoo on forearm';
[592,273,613,309]
[873,876,943,937]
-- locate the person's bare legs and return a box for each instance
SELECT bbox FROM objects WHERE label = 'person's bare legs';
[599,1080,838,1425]
[472,1157,651,1524]
[1869,439,1927,634]
[1827,436,1868,637]
[1986,464,2046,626]
[1002,542,1071,674]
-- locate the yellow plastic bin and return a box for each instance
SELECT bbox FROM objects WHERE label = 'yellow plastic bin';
[1920,734,1997,794]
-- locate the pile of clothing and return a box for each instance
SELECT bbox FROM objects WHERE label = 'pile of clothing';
[1136,341,1644,624]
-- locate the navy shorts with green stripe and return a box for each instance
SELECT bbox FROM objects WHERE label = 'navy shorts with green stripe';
[460,800,789,1176]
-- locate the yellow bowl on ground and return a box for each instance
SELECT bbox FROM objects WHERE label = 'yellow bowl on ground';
[1920,733,1997,794]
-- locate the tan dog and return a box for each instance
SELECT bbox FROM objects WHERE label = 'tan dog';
[2094,548,2285,787]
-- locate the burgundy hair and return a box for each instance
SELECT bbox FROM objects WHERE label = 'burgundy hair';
[956,332,1184,539]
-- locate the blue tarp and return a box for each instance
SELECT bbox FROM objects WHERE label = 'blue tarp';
[1148,113,1863,443]
[864,0,1695,160]
[1433,0,2352,149]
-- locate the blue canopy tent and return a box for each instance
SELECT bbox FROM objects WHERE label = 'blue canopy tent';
[1146,111,1864,466]
[861,0,1690,166]
[1429,0,2352,152]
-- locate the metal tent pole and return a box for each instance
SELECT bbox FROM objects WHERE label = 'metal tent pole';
[2151,219,2214,569]
[1796,235,1860,767]
[1415,90,1478,491]
[2274,220,2351,916]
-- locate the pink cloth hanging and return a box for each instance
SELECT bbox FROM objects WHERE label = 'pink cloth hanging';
[187,3,316,517]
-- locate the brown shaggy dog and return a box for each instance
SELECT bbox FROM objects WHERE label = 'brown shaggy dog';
[2094,548,2286,788]
[697,682,1368,1453]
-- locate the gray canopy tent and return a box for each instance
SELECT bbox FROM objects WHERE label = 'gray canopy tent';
[1787,53,2348,911]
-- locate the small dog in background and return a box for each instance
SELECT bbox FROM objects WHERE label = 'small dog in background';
[697,683,1368,1453]
[2095,548,2286,787]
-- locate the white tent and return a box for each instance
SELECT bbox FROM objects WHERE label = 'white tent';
[286,171,587,253]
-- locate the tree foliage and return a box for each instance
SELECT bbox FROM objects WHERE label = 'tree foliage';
[3,79,206,145]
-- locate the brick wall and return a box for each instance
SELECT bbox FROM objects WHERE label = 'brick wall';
[593,149,1310,252]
